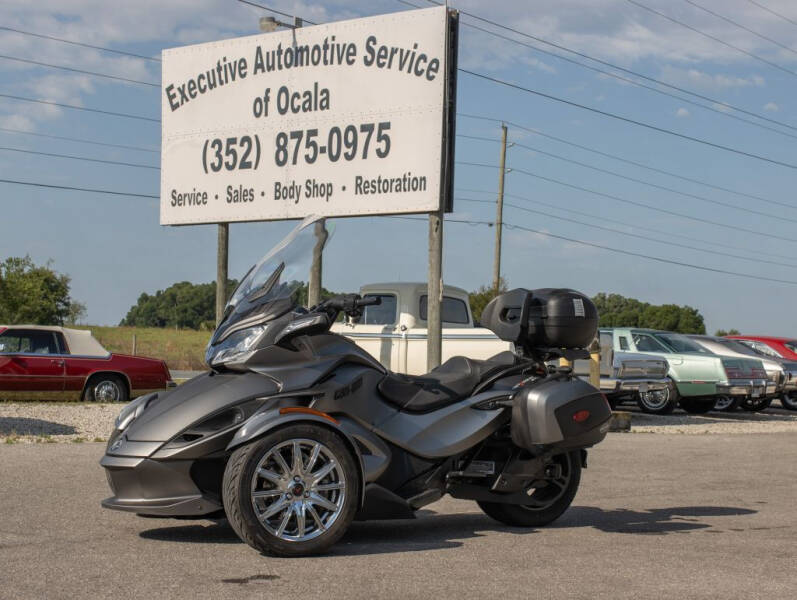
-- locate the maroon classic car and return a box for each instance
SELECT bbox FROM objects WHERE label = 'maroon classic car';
[0,325,174,402]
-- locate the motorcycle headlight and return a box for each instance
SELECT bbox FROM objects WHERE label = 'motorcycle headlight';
[205,325,267,367]
[114,393,153,431]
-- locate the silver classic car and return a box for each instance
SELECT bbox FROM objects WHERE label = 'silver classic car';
[574,331,673,413]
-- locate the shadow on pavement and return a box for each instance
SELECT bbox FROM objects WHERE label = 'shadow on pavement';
[138,505,756,553]
[0,417,76,436]
[553,505,757,535]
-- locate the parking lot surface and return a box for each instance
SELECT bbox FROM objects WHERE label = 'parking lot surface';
[1,432,795,600]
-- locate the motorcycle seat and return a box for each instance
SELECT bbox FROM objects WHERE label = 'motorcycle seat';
[377,351,518,413]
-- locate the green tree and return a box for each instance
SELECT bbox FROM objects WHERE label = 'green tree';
[469,278,508,323]
[0,256,86,325]
[121,280,234,329]
[715,328,740,337]
[591,292,705,334]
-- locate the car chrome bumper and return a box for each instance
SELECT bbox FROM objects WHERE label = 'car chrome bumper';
[601,377,671,394]
[716,379,769,397]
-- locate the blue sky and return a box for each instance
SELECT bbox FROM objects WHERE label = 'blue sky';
[1,0,796,335]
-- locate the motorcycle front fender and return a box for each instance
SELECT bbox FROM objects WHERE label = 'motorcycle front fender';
[226,408,380,507]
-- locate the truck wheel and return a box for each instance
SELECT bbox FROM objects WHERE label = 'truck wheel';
[478,451,581,528]
[713,395,740,412]
[781,393,797,411]
[739,397,773,412]
[679,398,714,414]
[222,423,359,557]
[85,375,128,403]
[637,388,677,415]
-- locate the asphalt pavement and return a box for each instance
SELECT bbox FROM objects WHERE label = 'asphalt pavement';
[1,432,795,599]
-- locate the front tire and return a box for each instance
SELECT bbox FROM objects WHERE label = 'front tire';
[478,451,581,527]
[222,423,359,557]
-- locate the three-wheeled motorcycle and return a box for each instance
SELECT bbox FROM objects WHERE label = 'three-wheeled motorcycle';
[101,217,611,556]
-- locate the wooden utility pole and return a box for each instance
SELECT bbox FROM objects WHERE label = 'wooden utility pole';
[427,210,444,371]
[308,219,327,307]
[492,124,507,291]
[215,223,229,325]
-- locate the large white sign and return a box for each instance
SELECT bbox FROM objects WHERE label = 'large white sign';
[160,6,455,225]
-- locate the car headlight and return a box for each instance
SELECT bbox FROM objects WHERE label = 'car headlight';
[205,325,267,367]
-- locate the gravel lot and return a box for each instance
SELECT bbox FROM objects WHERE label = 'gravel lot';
[1,401,797,443]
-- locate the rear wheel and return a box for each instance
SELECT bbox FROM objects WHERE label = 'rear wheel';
[85,374,128,403]
[478,451,581,527]
[637,387,677,415]
[679,397,715,414]
[781,393,797,411]
[713,395,740,412]
[223,424,359,557]
[740,397,773,412]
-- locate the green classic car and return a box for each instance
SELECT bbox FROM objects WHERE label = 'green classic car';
[601,328,768,414]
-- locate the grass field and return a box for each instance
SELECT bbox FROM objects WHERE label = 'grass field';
[77,326,209,370]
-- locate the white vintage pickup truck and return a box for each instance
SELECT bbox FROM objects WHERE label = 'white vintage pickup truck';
[330,282,511,375]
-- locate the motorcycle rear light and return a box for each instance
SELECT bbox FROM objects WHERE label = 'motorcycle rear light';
[572,410,590,423]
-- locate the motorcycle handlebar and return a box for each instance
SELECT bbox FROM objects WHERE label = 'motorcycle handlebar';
[317,294,381,314]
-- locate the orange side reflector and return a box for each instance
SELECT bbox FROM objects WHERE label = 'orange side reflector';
[572,410,590,423]
[279,406,339,424]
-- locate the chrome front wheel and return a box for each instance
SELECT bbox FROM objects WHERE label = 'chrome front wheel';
[223,423,359,557]
[250,439,346,542]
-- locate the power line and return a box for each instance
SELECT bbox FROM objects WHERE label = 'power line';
[459,132,797,218]
[684,0,797,57]
[236,0,318,24]
[457,186,797,262]
[457,161,797,243]
[0,145,159,170]
[626,0,797,77]
[0,53,159,87]
[411,2,797,140]
[457,195,797,269]
[0,26,161,62]
[0,178,158,199]
[745,0,797,28]
[503,221,797,286]
[511,140,797,221]
[413,0,797,134]
[460,69,797,170]
[0,94,160,122]
[458,113,793,211]
[399,210,797,285]
[0,127,158,153]
[496,199,797,270]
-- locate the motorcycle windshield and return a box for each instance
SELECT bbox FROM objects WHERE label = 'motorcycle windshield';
[210,216,334,346]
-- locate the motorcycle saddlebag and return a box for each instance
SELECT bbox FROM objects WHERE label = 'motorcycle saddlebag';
[511,376,611,450]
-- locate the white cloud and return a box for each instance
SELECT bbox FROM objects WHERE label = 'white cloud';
[764,102,779,112]
[676,107,690,118]
[660,65,765,91]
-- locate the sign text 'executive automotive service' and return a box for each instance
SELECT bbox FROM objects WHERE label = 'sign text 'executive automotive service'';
[160,6,457,225]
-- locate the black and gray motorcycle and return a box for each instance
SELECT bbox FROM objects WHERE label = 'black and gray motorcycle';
[101,217,611,556]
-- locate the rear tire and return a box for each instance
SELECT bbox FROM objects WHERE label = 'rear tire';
[478,451,581,528]
[781,393,797,411]
[223,423,359,557]
[85,374,128,403]
[637,387,677,415]
[679,398,715,414]
[713,395,741,412]
[739,397,773,412]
